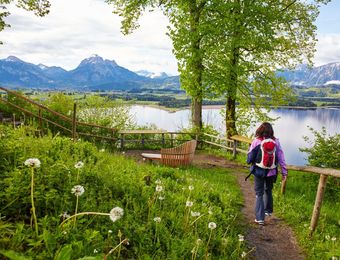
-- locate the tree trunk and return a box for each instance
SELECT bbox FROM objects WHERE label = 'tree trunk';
[192,97,202,129]
[226,96,237,138]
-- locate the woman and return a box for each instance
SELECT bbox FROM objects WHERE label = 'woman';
[247,122,287,225]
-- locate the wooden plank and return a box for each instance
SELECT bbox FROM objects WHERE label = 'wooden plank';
[119,130,167,134]
[230,135,252,144]
[141,153,161,160]
[203,140,233,151]
[287,165,340,178]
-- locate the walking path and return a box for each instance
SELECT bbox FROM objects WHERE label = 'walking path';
[125,150,305,259]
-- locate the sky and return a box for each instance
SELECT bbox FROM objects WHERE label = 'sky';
[0,0,340,75]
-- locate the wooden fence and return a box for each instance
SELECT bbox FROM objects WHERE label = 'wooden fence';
[203,132,340,236]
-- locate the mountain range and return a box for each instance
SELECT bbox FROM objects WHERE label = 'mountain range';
[0,55,340,90]
[0,55,179,90]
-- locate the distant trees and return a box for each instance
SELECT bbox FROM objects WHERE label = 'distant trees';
[107,0,329,136]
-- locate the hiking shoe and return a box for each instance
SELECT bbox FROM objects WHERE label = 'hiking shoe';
[265,212,272,217]
[254,219,265,225]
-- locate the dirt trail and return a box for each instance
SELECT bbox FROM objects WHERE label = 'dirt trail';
[124,151,305,259]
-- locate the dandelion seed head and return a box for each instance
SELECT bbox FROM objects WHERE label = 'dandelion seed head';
[71,185,85,196]
[331,237,337,241]
[74,161,84,169]
[24,158,41,168]
[186,201,193,207]
[238,234,244,242]
[62,231,67,235]
[109,207,124,222]
[325,235,331,240]
[158,196,165,200]
[241,251,247,258]
[108,230,113,233]
[331,256,339,260]
[208,222,217,230]
[188,185,194,191]
[59,211,70,220]
[156,185,163,192]
[153,217,161,223]
[191,211,201,217]
[94,249,98,253]
[196,238,202,245]
[155,179,162,184]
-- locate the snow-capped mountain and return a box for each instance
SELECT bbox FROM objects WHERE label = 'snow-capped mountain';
[135,70,169,79]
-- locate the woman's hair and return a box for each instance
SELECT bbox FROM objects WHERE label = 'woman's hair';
[255,122,274,139]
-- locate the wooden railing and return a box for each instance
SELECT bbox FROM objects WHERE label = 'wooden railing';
[202,132,340,235]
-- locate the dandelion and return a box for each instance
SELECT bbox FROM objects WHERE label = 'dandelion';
[331,237,337,241]
[191,211,201,217]
[241,251,247,258]
[62,231,67,235]
[74,161,84,169]
[208,210,213,215]
[155,185,163,192]
[158,196,165,200]
[71,185,85,196]
[109,207,124,222]
[153,217,161,223]
[186,201,193,207]
[25,158,40,236]
[188,185,194,191]
[108,230,113,234]
[238,234,245,242]
[325,235,331,240]
[94,249,98,253]
[155,179,162,184]
[208,222,217,230]
[24,158,41,168]
[100,149,105,152]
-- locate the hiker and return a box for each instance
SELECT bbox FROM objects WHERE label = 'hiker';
[247,122,287,225]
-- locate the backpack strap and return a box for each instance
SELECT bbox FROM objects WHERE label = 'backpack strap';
[245,172,252,181]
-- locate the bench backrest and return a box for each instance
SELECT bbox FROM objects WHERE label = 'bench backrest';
[160,140,197,167]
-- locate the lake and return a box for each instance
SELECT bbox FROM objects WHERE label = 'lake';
[129,105,340,166]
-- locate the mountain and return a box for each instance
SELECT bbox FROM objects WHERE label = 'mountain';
[277,63,340,86]
[135,70,169,79]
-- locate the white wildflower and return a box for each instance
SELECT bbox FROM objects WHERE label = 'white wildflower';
[109,207,124,222]
[155,185,163,192]
[74,161,84,169]
[325,235,331,240]
[94,249,98,253]
[208,210,213,215]
[188,185,194,191]
[196,238,202,245]
[158,196,165,200]
[238,234,244,242]
[62,231,67,235]
[153,217,161,223]
[71,185,85,196]
[24,158,41,168]
[208,222,217,230]
[241,251,247,258]
[59,212,70,219]
[186,201,193,207]
[122,151,125,154]
[108,230,113,234]
[191,211,201,217]
[100,149,105,152]
[331,237,337,241]
[155,179,162,185]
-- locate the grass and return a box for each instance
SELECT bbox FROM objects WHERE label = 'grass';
[274,170,340,259]
[0,125,247,259]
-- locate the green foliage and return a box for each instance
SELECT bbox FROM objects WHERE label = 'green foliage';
[0,125,246,258]
[300,127,340,169]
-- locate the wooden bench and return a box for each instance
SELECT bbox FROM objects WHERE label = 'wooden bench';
[141,140,197,167]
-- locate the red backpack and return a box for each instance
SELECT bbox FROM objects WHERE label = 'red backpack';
[255,138,277,169]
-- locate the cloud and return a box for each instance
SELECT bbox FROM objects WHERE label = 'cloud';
[314,33,340,66]
[0,0,178,74]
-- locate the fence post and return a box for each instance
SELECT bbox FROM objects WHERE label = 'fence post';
[309,174,328,235]
[170,133,174,147]
[233,140,237,158]
[162,133,165,147]
[72,103,77,142]
[120,133,124,149]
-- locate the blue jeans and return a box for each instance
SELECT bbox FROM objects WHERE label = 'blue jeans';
[254,175,276,221]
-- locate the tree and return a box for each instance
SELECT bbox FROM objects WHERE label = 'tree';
[202,0,330,136]
[0,0,50,43]
[106,0,209,130]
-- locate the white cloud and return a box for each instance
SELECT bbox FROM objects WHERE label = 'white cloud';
[314,33,340,66]
[0,0,178,74]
